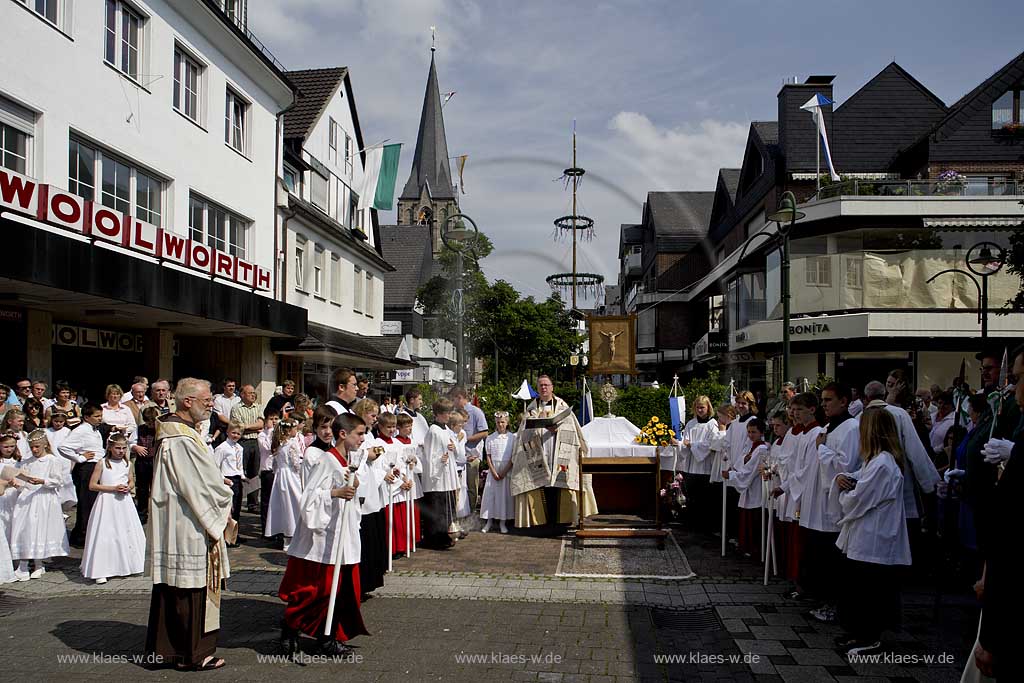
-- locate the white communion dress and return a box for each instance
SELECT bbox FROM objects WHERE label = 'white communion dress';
[80,458,146,579]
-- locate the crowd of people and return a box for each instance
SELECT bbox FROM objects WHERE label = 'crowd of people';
[0,369,522,669]
[670,346,1023,677]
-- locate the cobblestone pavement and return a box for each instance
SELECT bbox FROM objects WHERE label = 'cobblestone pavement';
[0,510,975,681]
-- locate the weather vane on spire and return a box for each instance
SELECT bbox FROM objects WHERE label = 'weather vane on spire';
[430,25,436,52]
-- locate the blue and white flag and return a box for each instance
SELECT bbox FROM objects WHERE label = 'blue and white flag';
[800,93,841,182]
[669,395,686,440]
[579,383,595,427]
[511,380,538,401]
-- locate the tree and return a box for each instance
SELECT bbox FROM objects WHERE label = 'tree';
[1003,227,1024,312]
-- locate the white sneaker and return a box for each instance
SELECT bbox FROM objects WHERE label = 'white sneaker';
[846,640,882,657]
[13,571,30,582]
[499,522,508,534]
[481,522,492,534]
[95,578,108,585]
[30,566,46,579]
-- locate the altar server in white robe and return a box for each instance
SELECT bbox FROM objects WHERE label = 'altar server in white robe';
[449,409,472,526]
[80,433,146,584]
[708,403,736,541]
[828,407,910,657]
[278,412,368,656]
[393,413,423,549]
[679,396,718,533]
[765,409,800,581]
[786,392,831,605]
[420,398,459,548]
[10,430,69,580]
[801,383,861,623]
[723,417,767,556]
[265,418,305,550]
[481,412,516,533]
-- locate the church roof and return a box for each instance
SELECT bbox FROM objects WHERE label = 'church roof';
[400,53,456,201]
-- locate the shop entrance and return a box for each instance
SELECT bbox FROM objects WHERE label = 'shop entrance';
[52,345,144,405]
[835,352,913,393]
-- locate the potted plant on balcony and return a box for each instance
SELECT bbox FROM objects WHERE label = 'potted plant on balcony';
[995,121,1024,138]
[936,169,966,195]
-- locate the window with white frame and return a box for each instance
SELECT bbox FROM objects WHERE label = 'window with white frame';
[364,272,373,317]
[104,1,143,80]
[224,87,248,154]
[349,194,359,230]
[328,118,338,164]
[330,254,341,303]
[0,96,35,175]
[313,245,325,296]
[353,265,363,312]
[293,237,307,291]
[310,171,328,212]
[344,134,353,176]
[845,257,862,289]
[173,47,203,123]
[805,255,832,286]
[188,193,249,258]
[68,138,163,226]
[28,0,58,24]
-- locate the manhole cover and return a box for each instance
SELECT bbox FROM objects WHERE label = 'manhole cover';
[650,607,722,632]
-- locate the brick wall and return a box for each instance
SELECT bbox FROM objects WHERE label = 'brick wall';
[927,161,1024,178]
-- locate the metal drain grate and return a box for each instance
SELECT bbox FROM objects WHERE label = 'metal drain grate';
[650,607,722,632]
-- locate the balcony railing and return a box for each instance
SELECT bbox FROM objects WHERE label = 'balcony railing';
[818,178,1022,200]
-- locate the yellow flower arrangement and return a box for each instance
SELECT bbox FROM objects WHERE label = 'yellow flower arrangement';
[635,416,672,448]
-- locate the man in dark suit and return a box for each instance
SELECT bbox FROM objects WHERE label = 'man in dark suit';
[974,344,1024,680]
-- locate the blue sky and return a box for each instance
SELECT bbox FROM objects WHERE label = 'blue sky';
[250,0,1024,302]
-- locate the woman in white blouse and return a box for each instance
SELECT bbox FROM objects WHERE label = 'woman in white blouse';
[101,385,136,442]
[829,407,910,657]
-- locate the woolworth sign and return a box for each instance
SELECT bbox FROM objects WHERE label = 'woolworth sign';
[0,168,271,291]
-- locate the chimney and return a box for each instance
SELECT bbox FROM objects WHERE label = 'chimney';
[778,75,835,173]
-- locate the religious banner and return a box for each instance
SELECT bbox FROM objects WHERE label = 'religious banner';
[587,314,637,375]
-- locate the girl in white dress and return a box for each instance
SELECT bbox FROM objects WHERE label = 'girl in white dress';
[80,433,145,584]
[0,433,22,544]
[44,411,76,510]
[10,430,69,580]
[265,419,304,549]
[0,462,21,583]
[480,412,515,533]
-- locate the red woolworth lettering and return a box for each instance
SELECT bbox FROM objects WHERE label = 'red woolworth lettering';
[188,240,214,273]
[159,230,188,264]
[93,208,127,245]
[0,169,38,213]
[213,251,235,279]
[130,220,157,255]
[256,267,271,291]
[236,260,255,287]
[48,192,86,233]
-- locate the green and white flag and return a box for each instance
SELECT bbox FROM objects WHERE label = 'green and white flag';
[358,143,402,211]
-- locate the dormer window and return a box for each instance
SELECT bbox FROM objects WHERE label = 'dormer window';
[992,89,1021,130]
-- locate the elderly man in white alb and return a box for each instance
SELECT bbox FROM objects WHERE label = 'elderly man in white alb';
[510,375,596,531]
[145,378,233,672]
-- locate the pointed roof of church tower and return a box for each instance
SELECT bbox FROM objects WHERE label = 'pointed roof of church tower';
[400,51,456,201]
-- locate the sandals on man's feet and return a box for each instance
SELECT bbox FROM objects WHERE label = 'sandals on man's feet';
[176,656,225,671]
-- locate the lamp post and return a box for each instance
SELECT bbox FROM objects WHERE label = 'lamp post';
[738,191,805,386]
[440,213,480,386]
[926,241,1006,339]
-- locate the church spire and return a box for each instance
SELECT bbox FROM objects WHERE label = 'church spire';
[399,50,456,202]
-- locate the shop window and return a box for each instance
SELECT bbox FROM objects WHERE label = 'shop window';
[69,138,163,226]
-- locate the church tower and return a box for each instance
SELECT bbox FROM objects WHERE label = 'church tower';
[397,47,459,255]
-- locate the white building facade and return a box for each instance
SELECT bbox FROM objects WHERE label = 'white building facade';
[0,0,305,402]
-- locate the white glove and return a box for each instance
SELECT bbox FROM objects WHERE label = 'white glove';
[982,438,1014,465]
[944,468,965,482]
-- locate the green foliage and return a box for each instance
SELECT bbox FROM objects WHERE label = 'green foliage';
[412,382,440,423]
[474,383,522,430]
[609,385,671,428]
[679,371,730,409]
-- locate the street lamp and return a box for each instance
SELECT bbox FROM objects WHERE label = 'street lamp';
[440,213,480,386]
[927,241,1006,339]
[737,191,805,385]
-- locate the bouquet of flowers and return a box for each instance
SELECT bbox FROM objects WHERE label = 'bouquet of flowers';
[635,415,672,447]
[936,169,965,195]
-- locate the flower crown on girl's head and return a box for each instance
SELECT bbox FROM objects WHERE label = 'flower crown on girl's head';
[493,411,509,420]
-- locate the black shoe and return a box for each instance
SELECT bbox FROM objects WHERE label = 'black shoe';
[279,620,298,655]
[317,639,353,656]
